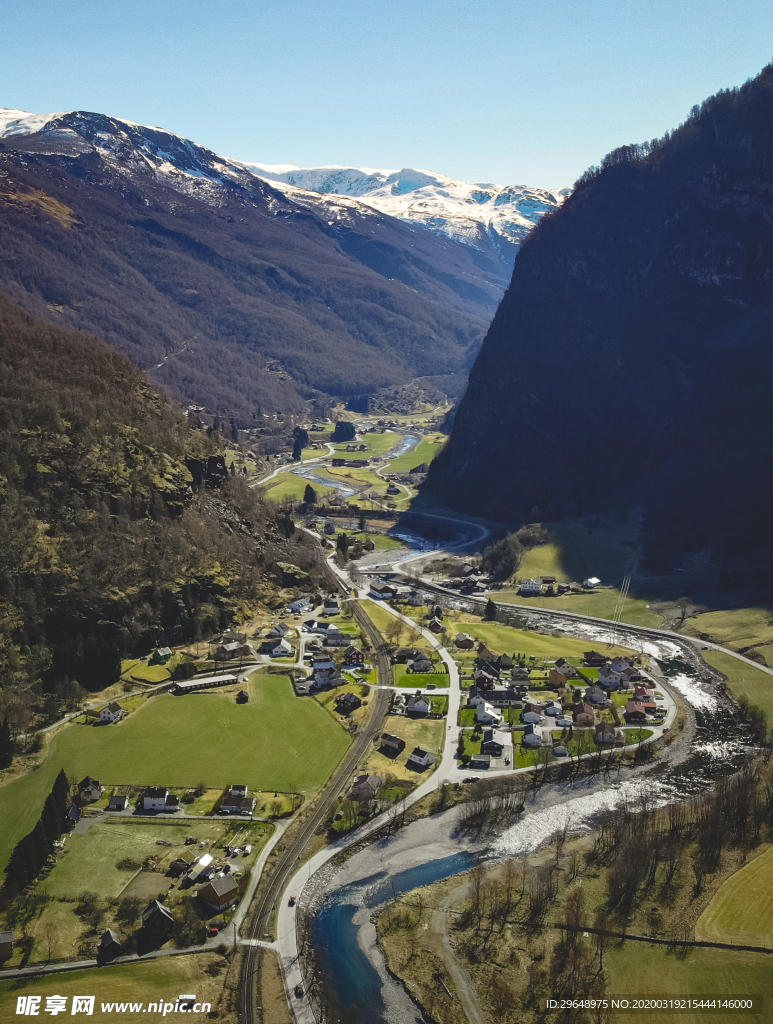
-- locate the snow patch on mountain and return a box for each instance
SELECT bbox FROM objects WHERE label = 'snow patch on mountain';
[244,163,570,258]
[0,108,568,261]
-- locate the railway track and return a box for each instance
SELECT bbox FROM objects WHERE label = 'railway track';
[240,596,391,1024]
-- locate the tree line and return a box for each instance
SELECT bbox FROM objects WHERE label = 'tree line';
[5,769,69,893]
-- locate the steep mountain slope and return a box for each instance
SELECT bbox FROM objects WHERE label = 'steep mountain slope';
[0,109,507,415]
[246,163,569,271]
[0,294,321,694]
[428,64,773,566]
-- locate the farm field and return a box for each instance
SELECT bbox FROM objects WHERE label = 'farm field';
[696,845,773,947]
[332,430,399,458]
[1,818,272,963]
[702,651,773,722]
[0,673,350,874]
[0,953,229,1022]
[392,666,449,688]
[361,717,444,782]
[384,434,446,473]
[345,530,405,550]
[604,943,773,1024]
[685,607,773,665]
[496,586,663,628]
[448,616,636,661]
[261,472,336,503]
[323,463,384,491]
[360,600,431,648]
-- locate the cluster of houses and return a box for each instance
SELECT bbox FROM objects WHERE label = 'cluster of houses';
[462,646,659,756]
[518,576,601,597]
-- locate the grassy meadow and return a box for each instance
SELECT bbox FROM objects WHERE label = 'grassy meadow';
[385,434,446,473]
[448,616,636,661]
[0,954,230,1021]
[696,845,773,947]
[362,716,444,781]
[0,673,350,874]
[702,651,773,721]
[685,607,773,666]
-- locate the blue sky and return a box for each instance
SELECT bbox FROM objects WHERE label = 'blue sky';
[4,0,773,187]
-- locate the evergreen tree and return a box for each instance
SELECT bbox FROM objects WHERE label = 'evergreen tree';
[231,420,239,442]
[303,484,318,505]
[483,599,498,621]
[0,717,13,769]
[336,533,350,559]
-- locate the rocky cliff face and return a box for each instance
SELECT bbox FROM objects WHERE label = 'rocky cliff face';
[428,64,773,564]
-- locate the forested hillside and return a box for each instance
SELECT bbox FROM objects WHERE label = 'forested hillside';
[429,63,773,567]
[0,111,500,417]
[0,296,320,701]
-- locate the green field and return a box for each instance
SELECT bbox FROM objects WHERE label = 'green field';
[324,464,385,491]
[702,651,773,721]
[696,845,773,946]
[360,600,432,649]
[385,434,446,473]
[496,586,663,628]
[261,472,336,503]
[605,943,772,1024]
[0,953,227,1021]
[344,530,405,551]
[392,666,449,688]
[0,673,350,874]
[449,619,635,660]
[685,607,773,666]
[332,430,399,458]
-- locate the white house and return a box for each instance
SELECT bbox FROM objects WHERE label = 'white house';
[522,710,542,725]
[544,701,563,717]
[142,787,180,812]
[519,579,543,596]
[323,599,340,616]
[407,695,432,715]
[100,701,125,724]
[268,638,294,657]
[287,598,312,615]
[583,577,601,588]
[406,747,435,769]
[598,664,622,690]
[521,724,544,748]
[475,701,503,726]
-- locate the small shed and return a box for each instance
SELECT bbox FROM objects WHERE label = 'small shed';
[199,875,239,910]
[0,931,13,961]
[98,929,122,958]
[107,794,129,812]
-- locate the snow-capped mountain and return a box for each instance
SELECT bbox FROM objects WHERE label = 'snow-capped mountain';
[0,110,568,269]
[245,164,570,265]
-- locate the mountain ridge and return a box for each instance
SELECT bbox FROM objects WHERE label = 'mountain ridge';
[0,108,513,415]
[428,62,773,566]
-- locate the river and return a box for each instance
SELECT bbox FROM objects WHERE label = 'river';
[309,627,750,1023]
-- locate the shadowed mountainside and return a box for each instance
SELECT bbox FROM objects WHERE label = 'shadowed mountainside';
[429,63,773,567]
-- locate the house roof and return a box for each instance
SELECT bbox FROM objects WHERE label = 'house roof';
[156,647,173,657]
[381,732,404,745]
[100,929,121,947]
[471,753,491,764]
[105,702,123,714]
[79,776,99,790]
[145,787,168,798]
[0,930,12,943]
[408,747,434,762]
[206,875,239,897]
[142,900,174,925]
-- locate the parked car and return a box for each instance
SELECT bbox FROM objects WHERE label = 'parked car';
[208,926,219,936]
[289,895,297,906]
[462,777,479,784]
[426,683,436,690]
[294,984,304,998]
